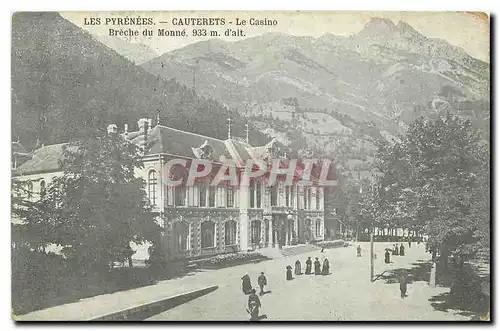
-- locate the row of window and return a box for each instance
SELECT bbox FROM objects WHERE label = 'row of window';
[173,220,238,251]
[148,171,323,210]
[172,218,323,252]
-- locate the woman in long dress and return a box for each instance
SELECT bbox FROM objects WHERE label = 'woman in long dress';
[314,258,321,275]
[286,265,293,280]
[321,258,330,275]
[294,260,301,275]
[305,257,312,275]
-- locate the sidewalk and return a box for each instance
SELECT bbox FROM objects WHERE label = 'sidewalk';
[15,272,216,321]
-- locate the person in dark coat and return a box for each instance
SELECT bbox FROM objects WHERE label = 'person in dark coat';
[357,245,362,257]
[400,243,405,256]
[286,265,293,280]
[242,274,252,294]
[408,237,412,248]
[399,273,408,298]
[294,260,301,275]
[305,257,312,275]
[385,249,391,264]
[394,244,399,256]
[314,258,321,275]
[257,272,267,295]
[321,258,330,275]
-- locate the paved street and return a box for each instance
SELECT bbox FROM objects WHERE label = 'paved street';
[147,242,470,321]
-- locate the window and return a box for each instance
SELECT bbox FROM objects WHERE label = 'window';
[175,186,185,206]
[316,187,320,210]
[249,181,255,208]
[199,183,207,207]
[316,219,322,237]
[226,187,235,207]
[251,220,261,244]
[290,185,295,207]
[27,181,33,202]
[201,221,216,248]
[208,186,216,207]
[173,222,189,251]
[308,189,312,210]
[148,171,158,207]
[304,188,308,209]
[39,180,46,199]
[256,182,262,208]
[225,220,237,245]
[285,186,290,206]
[271,185,277,206]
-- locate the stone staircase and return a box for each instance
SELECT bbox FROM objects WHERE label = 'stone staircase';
[280,244,319,258]
[257,244,320,259]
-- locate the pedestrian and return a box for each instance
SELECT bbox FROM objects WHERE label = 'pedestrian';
[394,244,399,256]
[314,257,321,275]
[399,273,408,298]
[321,258,330,275]
[385,249,391,264]
[305,257,312,275]
[242,274,252,295]
[321,247,325,253]
[258,272,267,295]
[408,237,412,248]
[247,288,261,321]
[357,245,362,257]
[400,243,405,256]
[294,260,302,275]
[286,265,293,280]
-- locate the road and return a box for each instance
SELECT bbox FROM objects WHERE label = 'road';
[147,242,469,321]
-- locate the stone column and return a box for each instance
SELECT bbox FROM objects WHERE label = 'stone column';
[267,216,273,247]
[239,173,250,251]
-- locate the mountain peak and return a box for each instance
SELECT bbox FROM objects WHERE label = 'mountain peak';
[396,20,425,39]
[358,17,398,37]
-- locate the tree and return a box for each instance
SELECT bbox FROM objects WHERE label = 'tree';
[15,132,160,270]
[374,113,489,262]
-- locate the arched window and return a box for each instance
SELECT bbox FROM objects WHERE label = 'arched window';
[39,180,46,199]
[316,219,322,237]
[173,222,189,251]
[201,221,216,248]
[251,220,261,244]
[148,171,158,207]
[27,181,33,202]
[225,220,237,245]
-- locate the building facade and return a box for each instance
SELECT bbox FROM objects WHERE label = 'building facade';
[13,118,329,260]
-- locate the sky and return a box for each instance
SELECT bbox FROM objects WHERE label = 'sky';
[61,11,490,62]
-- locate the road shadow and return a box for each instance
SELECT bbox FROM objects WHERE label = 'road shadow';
[378,260,432,285]
[376,259,490,320]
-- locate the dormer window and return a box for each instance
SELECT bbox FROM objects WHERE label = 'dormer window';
[193,140,213,159]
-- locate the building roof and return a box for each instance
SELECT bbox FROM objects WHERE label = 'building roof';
[126,125,233,162]
[15,143,74,175]
[14,124,284,175]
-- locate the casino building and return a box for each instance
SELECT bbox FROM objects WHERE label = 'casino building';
[12,118,334,260]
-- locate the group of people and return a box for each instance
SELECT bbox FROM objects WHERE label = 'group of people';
[242,272,268,321]
[286,257,330,280]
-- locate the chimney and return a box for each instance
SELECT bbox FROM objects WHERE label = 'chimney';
[138,118,148,131]
[107,124,118,135]
[137,118,149,153]
[147,118,153,130]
